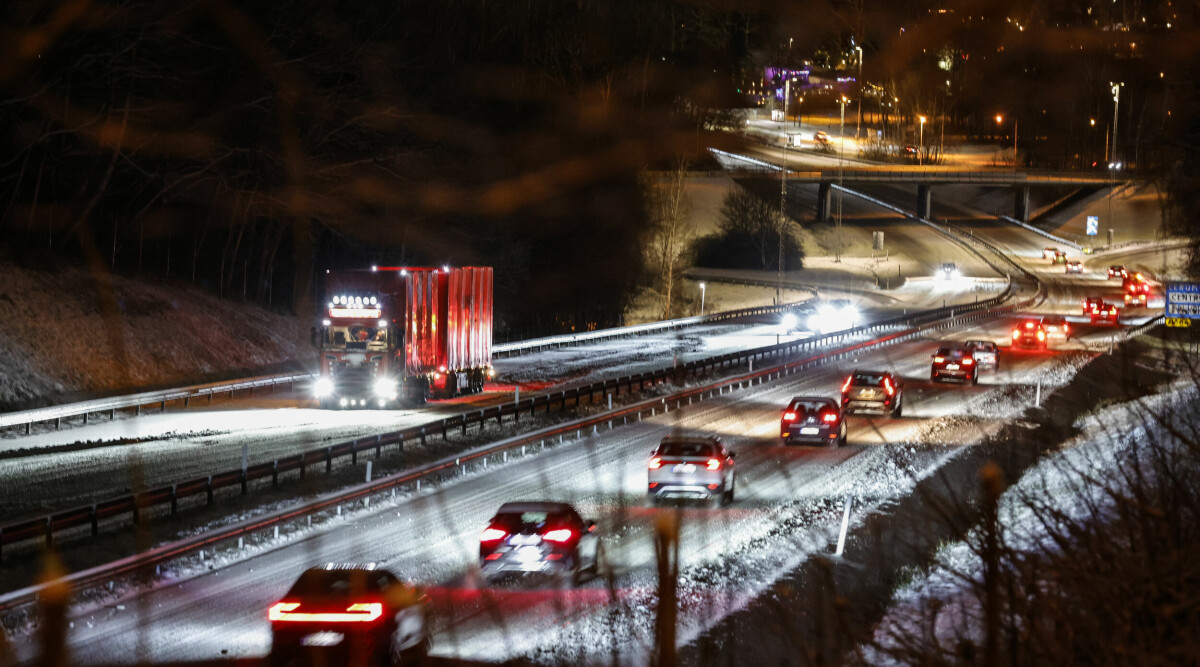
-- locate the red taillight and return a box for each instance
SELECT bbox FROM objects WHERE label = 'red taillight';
[480,527,507,542]
[933,356,944,363]
[269,601,382,623]
[1063,323,1069,333]
[841,376,853,393]
[782,411,797,421]
[821,412,839,423]
[542,528,574,543]
[1037,331,1046,341]
[962,358,973,366]
[1012,330,1021,339]
[706,458,722,471]
[1025,322,1034,329]
[648,457,662,470]
[883,378,895,396]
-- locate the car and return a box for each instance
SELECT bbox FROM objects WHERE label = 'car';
[1108,265,1127,279]
[1123,273,1151,306]
[268,563,428,667]
[841,370,904,417]
[1052,251,1068,265]
[963,339,999,370]
[1043,247,1059,260]
[647,435,736,505]
[1082,296,1104,315]
[936,262,961,280]
[1124,291,1148,306]
[808,299,860,334]
[1012,318,1048,349]
[1042,315,1070,341]
[813,131,830,145]
[780,396,846,446]
[1090,301,1120,324]
[479,501,600,584]
[1065,260,1084,274]
[901,145,919,157]
[931,346,979,384]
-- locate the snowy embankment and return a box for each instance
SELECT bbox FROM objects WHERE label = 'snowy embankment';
[865,380,1200,663]
[0,260,305,410]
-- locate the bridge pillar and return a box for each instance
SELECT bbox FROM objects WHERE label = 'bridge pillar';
[1013,185,1030,222]
[917,185,933,220]
[817,182,832,222]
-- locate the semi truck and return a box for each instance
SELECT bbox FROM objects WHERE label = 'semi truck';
[311,266,493,407]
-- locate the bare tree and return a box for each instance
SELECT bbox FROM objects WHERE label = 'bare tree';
[643,160,692,319]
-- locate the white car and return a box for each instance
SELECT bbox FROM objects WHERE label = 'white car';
[936,262,961,280]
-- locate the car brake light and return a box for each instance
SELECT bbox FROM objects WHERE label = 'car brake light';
[962,358,973,365]
[1012,330,1021,339]
[269,601,383,623]
[934,356,944,363]
[648,457,662,470]
[821,412,839,423]
[883,378,895,396]
[1063,323,1069,333]
[1037,331,1046,341]
[706,458,722,471]
[782,411,797,421]
[480,527,507,542]
[542,528,574,543]
[1025,322,1034,328]
[841,376,853,393]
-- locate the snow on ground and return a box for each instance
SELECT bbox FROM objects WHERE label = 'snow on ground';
[863,383,1192,663]
[0,259,305,410]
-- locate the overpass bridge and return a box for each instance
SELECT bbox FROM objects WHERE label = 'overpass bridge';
[710,149,1120,222]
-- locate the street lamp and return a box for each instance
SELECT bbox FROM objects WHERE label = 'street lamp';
[855,46,863,140]
[918,115,927,165]
[699,283,706,316]
[1109,81,1124,165]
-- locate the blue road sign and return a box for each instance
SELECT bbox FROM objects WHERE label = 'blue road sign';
[1086,215,1099,236]
[1166,282,1200,319]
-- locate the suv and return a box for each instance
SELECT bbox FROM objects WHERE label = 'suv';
[780,396,846,446]
[936,262,960,280]
[1123,273,1150,306]
[1012,318,1048,349]
[479,502,600,584]
[841,370,904,417]
[647,436,736,505]
[1065,260,1084,274]
[1108,265,1127,279]
[1082,296,1104,315]
[931,346,979,384]
[1042,315,1071,341]
[269,564,428,666]
[963,339,999,370]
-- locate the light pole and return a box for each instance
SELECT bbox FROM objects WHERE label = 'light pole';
[855,45,863,140]
[779,130,788,303]
[1110,81,1123,165]
[837,96,849,262]
[918,115,927,166]
[699,283,706,316]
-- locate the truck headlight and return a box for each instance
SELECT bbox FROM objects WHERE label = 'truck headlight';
[314,377,334,397]
[373,378,397,398]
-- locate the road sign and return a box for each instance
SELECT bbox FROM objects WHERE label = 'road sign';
[1086,215,1099,236]
[1166,282,1200,320]
[1166,317,1192,328]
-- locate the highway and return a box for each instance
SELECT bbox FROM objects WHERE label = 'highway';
[18,313,1102,665]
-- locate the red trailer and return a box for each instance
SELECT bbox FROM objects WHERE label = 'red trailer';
[311,266,493,407]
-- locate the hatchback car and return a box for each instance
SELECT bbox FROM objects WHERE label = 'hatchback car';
[931,346,979,384]
[647,436,736,505]
[1012,318,1048,349]
[1090,301,1120,324]
[780,396,846,446]
[268,564,428,667]
[963,339,999,370]
[1065,260,1084,274]
[479,502,600,585]
[1108,265,1127,279]
[841,370,903,417]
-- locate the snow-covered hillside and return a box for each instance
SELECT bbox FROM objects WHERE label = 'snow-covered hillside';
[0,260,305,409]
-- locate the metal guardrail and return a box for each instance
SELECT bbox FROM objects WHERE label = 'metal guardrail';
[0,287,1022,613]
[996,215,1083,250]
[0,288,1017,565]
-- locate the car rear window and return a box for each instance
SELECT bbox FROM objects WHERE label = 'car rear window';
[490,511,573,533]
[657,440,718,458]
[788,400,835,415]
[287,570,392,597]
[851,373,887,386]
[935,348,970,357]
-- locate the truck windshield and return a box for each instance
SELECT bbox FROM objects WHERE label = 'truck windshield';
[326,326,387,350]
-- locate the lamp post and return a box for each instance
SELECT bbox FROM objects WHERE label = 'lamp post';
[836,96,849,262]
[699,283,706,316]
[918,115,927,166]
[855,46,863,140]
[1110,81,1123,166]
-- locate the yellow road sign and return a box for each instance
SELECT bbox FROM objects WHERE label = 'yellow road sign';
[1165,317,1192,328]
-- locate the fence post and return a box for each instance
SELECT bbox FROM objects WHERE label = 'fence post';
[272,460,279,487]
[352,441,358,465]
[206,476,214,504]
[325,447,333,472]
[375,435,382,458]
[170,485,178,515]
[91,505,99,535]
